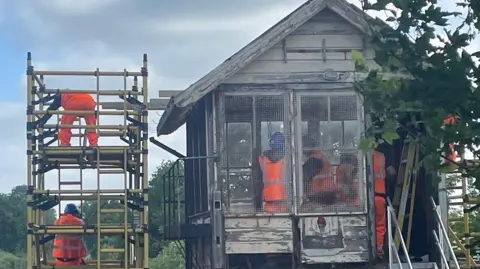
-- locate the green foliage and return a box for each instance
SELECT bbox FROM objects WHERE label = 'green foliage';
[149,160,185,257]
[447,175,480,256]
[357,0,480,189]
[149,241,185,269]
[0,251,25,269]
[0,159,186,267]
[0,185,56,253]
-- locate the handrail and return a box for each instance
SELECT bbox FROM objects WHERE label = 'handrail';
[430,197,461,269]
[387,197,414,269]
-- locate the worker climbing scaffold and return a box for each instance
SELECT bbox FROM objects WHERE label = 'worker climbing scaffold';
[25,52,150,269]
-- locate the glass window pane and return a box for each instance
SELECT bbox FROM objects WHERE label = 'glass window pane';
[343,120,359,149]
[226,122,252,168]
[301,96,328,122]
[225,96,253,122]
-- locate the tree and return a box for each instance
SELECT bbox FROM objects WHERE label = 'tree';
[355,0,480,189]
[0,251,25,269]
[149,160,185,257]
[149,241,185,269]
[0,185,55,254]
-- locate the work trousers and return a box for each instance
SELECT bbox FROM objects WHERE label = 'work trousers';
[59,98,98,146]
[375,195,386,248]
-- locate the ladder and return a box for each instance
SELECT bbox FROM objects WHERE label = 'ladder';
[25,52,150,269]
[392,139,420,251]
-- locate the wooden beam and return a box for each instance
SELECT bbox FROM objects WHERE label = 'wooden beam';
[101,98,169,110]
[158,90,182,98]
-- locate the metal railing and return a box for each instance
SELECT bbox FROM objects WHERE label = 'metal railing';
[430,197,460,269]
[387,197,414,269]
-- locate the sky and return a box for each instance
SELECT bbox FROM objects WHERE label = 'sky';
[0,0,477,199]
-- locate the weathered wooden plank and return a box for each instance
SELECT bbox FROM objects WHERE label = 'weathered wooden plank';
[273,34,364,49]
[302,252,369,263]
[226,240,293,254]
[236,59,379,74]
[327,0,369,33]
[221,83,354,91]
[293,20,361,35]
[301,215,369,263]
[223,70,404,84]
[256,48,375,61]
[224,217,293,254]
[226,228,293,242]
[224,72,352,84]
[224,217,292,229]
[309,8,347,23]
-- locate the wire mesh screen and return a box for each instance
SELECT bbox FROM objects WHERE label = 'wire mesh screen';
[296,94,364,214]
[220,94,292,214]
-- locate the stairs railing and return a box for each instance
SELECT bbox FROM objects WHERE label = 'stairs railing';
[387,197,414,269]
[430,197,460,269]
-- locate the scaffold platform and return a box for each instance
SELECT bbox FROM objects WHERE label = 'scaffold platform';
[25,52,150,269]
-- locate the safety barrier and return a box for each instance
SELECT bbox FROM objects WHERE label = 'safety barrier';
[430,197,460,269]
[387,197,413,269]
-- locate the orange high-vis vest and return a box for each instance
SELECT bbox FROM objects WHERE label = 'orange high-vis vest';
[61,93,95,108]
[258,156,287,202]
[307,151,336,195]
[336,164,359,204]
[373,151,386,196]
[443,115,458,163]
[52,214,88,259]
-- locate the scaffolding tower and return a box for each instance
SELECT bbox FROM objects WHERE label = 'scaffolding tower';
[26,52,149,269]
[447,154,480,269]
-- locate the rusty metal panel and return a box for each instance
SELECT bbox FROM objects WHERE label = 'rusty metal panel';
[224,217,293,254]
[300,215,369,264]
[294,91,366,214]
[220,93,293,214]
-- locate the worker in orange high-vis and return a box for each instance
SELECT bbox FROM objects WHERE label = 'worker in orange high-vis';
[258,132,288,213]
[373,149,396,260]
[443,115,458,170]
[336,153,359,205]
[53,204,88,266]
[302,136,338,204]
[40,92,99,146]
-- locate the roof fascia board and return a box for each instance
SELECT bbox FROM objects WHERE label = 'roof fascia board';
[326,0,370,34]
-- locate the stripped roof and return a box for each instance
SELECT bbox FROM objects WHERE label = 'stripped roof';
[157,0,370,135]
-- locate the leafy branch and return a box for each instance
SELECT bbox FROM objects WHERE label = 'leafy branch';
[354,0,480,189]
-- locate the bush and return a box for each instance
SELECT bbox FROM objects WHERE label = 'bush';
[150,241,185,269]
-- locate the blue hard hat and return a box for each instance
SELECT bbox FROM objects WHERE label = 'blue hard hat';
[269,132,285,149]
[64,203,79,214]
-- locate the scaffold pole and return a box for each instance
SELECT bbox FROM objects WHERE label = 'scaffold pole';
[26,51,149,269]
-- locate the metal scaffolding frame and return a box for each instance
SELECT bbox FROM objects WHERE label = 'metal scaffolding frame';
[26,52,149,269]
[447,155,480,269]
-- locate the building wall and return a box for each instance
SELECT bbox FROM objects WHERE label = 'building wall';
[225,8,378,84]
[220,8,377,263]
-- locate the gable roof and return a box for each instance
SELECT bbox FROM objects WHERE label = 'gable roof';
[157,0,370,135]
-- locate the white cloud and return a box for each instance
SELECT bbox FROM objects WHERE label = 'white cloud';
[39,0,120,16]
